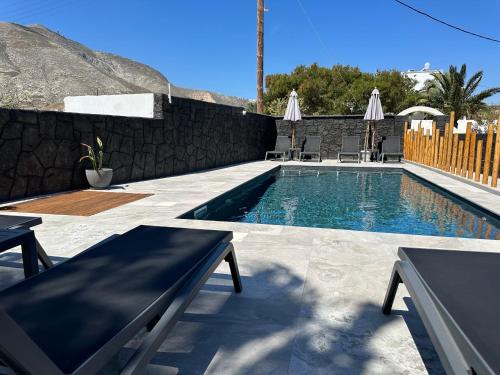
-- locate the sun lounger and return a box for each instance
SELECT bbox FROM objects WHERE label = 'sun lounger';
[265,136,291,161]
[382,247,500,375]
[299,136,321,162]
[0,214,53,270]
[380,136,403,163]
[0,225,242,375]
[0,215,42,229]
[0,229,39,278]
[337,136,361,163]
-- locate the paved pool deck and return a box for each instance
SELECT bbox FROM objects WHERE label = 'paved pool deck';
[1,160,499,374]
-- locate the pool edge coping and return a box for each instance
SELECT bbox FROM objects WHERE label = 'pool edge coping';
[403,160,500,197]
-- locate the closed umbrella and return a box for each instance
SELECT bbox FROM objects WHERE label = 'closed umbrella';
[363,88,384,161]
[283,89,301,148]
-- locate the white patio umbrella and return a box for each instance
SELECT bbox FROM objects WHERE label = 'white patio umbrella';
[363,88,384,160]
[283,89,302,148]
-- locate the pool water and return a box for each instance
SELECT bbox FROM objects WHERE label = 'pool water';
[185,167,500,240]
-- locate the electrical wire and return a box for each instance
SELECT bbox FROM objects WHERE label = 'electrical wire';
[394,0,500,44]
[294,0,360,109]
[1,0,83,23]
[295,0,331,56]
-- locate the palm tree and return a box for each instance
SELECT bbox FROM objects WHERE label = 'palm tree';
[425,64,500,123]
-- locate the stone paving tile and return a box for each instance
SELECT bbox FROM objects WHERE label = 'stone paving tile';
[289,242,444,375]
[0,160,499,374]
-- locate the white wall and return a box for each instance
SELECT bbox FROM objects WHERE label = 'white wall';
[404,71,436,91]
[455,119,478,134]
[64,93,156,118]
[411,119,479,135]
[411,119,434,134]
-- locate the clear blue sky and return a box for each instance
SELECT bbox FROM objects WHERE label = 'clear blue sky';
[2,0,500,103]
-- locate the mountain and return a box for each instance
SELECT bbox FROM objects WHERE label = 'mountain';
[0,23,249,110]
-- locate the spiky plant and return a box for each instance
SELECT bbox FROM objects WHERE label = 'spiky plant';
[425,64,500,123]
[79,137,104,174]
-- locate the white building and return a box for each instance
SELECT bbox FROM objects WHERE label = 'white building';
[402,62,442,91]
[64,93,157,118]
[410,119,480,135]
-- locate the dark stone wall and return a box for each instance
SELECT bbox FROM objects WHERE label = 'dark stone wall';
[434,115,450,133]
[276,115,405,159]
[276,115,450,159]
[458,133,496,177]
[0,95,276,201]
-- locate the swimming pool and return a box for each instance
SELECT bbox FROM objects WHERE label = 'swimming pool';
[181,167,500,240]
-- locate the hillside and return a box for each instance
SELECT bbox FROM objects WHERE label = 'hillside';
[0,23,249,110]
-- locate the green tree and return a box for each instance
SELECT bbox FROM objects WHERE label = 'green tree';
[374,70,423,113]
[264,64,420,116]
[476,105,499,125]
[245,100,257,113]
[265,96,310,116]
[425,64,500,122]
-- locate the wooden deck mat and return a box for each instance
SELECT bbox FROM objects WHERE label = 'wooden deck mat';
[1,191,153,216]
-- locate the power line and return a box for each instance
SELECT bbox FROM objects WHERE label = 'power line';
[394,0,500,44]
[295,0,330,56]
[1,0,83,23]
[294,0,362,108]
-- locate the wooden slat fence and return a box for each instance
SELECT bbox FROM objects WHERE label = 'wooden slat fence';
[403,112,500,188]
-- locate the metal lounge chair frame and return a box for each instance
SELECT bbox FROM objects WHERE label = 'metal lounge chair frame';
[0,226,242,375]
[382,247,496,375]
[265,136,291,161]
[0,229,39,278]
[299,136,322,162]
[380,136,403,163]
[337,136,361,163]
[0,214,53,271]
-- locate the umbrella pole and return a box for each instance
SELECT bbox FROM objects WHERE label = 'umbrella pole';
[371,122,376,152]
[364,121,370,161]
[291,121,295,148]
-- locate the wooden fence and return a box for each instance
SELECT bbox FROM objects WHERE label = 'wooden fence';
[403,112,500,188]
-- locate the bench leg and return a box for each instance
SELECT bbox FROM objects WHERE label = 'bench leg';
[21,236,39,278]
[382,264,402,314]
[224,246,242,293]
[35,239,53,269]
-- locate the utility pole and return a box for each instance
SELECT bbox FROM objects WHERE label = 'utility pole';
[256,0,264,113]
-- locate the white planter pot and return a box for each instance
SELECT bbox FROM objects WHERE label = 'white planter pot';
[85,168,113,189]
[360,150,371,162]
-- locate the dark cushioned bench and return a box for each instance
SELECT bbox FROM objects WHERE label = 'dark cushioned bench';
[0,214,53,272]
[0,215,42,229]
[382,247,500,375]
[0,225,242,375]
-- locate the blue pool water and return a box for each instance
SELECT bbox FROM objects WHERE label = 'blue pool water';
[184,167,500,239]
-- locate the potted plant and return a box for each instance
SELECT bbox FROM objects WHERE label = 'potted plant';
[79,136,113,188]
